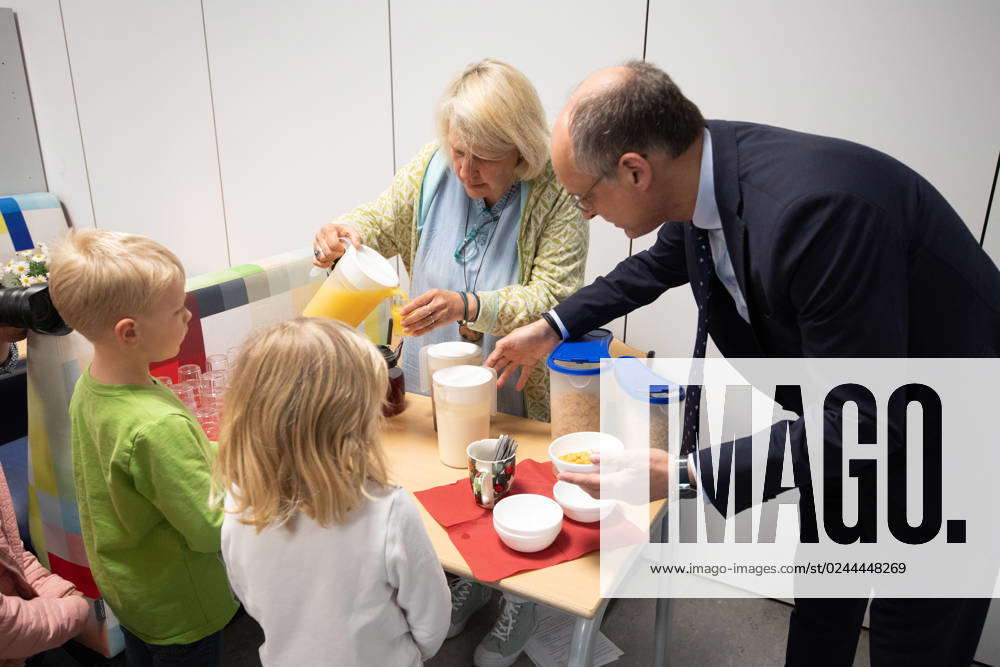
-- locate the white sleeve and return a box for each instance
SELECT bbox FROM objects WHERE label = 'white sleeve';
[385,488,450,661]
[546,309,570,340]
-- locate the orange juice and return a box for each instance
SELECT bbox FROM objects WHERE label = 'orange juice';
[389,290,407,337]
[303,283,408,329]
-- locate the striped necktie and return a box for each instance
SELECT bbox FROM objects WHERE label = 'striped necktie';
[681,223,713,456]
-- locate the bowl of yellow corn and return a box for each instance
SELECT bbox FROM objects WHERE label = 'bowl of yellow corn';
[548,431,625,474]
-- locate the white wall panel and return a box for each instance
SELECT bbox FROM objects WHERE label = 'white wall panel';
[645,0,1000,234]
[390,0,646,339]
[60,0,227,277]
[203,1,394,266]
[0,8,46,194]
[623,227,701,357]
[631,0,1000,359]
[8,1,93,228]
[584,216,630,340]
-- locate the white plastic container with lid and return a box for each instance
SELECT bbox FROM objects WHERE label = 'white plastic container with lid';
[611,356,685,450]
[419,341,483,392]
[302,239,402,327]
[432,364,497,468]
[547,329,611,438]
[420,341,483,430]
[547,329,651,438]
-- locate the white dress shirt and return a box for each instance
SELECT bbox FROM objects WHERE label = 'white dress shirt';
[692,127,750,323]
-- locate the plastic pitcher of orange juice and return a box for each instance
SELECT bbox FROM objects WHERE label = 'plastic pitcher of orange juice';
[303,241,408,328]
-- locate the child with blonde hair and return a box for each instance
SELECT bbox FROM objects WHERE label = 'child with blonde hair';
[216,317,449,666]
[48,229,237,665]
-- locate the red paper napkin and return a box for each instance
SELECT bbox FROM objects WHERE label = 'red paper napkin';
[414,459,644,582]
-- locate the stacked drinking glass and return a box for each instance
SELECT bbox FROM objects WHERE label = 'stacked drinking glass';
[157,347,239,440]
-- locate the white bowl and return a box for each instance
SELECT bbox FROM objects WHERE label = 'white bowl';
[492,494,563,552]
[494,522,560,553]
[549,431,625,474]
[552,481,615,523]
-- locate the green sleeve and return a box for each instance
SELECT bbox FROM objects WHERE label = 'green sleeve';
[471,187,588,335]
[128,415,222,554]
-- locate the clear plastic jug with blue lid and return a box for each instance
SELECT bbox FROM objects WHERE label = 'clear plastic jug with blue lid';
[612,356,686,449]
[547,329,612,438]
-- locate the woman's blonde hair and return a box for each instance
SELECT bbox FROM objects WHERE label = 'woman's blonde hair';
[437,58,550,181]
[214,317,390,530]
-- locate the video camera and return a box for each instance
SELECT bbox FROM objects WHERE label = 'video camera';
[0,285,72,335]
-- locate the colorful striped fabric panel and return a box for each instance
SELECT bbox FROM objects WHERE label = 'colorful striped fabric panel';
[149,248,327,379]
[0,193,68,253]
[25,331,123,656]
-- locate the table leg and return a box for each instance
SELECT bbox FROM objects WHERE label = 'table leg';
[653,596,673,667]
[567,599,609,667]
[653,506,673,665]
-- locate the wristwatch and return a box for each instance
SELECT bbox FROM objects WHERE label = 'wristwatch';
[678,454,697,499]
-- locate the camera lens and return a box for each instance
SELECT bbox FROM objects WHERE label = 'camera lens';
[0,285,72,335]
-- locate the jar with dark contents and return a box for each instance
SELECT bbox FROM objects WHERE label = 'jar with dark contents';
[378,344,406,417]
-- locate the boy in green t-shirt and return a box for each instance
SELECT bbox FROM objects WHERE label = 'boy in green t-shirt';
[48,229,237,665]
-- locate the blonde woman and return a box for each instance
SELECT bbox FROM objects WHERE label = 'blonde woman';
[216,318,450,666]
[312,59,587,423]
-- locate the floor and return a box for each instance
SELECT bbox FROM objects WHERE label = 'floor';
[88,597,875,666]
[68,595,994,666]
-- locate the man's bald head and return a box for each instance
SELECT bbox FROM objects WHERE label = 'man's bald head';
[557,61,704,179]
[569,66,631,105]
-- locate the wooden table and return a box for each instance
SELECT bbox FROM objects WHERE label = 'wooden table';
[382,393,668,666]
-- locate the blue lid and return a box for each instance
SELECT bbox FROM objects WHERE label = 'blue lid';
[546,328,612,376]
[613,356,685,404]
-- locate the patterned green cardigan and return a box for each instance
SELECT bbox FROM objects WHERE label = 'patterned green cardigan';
[332,142,588,421]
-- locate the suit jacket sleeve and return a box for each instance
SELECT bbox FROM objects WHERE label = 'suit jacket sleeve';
[698,194,907,515]
[553,220,689,338]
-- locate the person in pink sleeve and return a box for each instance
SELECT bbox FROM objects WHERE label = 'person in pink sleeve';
[0,464,89,665]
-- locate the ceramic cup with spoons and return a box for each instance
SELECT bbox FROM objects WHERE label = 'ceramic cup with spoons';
[466,438,516,509]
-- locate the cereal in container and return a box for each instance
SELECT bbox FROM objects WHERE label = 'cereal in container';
[546,329,611,438]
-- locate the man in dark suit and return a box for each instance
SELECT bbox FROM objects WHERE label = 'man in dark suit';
[486,61,998,665]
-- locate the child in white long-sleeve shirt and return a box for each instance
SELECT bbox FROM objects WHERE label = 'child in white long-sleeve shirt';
[216,317,449,666]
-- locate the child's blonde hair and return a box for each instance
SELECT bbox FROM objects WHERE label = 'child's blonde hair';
[215,317,390,530]
[48,229,185,340]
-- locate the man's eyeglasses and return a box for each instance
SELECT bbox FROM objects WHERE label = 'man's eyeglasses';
[569,176,602,212]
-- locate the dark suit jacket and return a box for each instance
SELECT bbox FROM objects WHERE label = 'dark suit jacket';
[554,120,1000,514]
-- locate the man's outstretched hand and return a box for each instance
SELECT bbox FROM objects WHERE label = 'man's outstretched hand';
[484,319,561,391]
[557,448,673,503]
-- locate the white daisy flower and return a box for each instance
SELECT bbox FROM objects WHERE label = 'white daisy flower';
[32,254,45,263]
[19,249,33,258]
[19,274,31,287]
[13,261,29,273]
